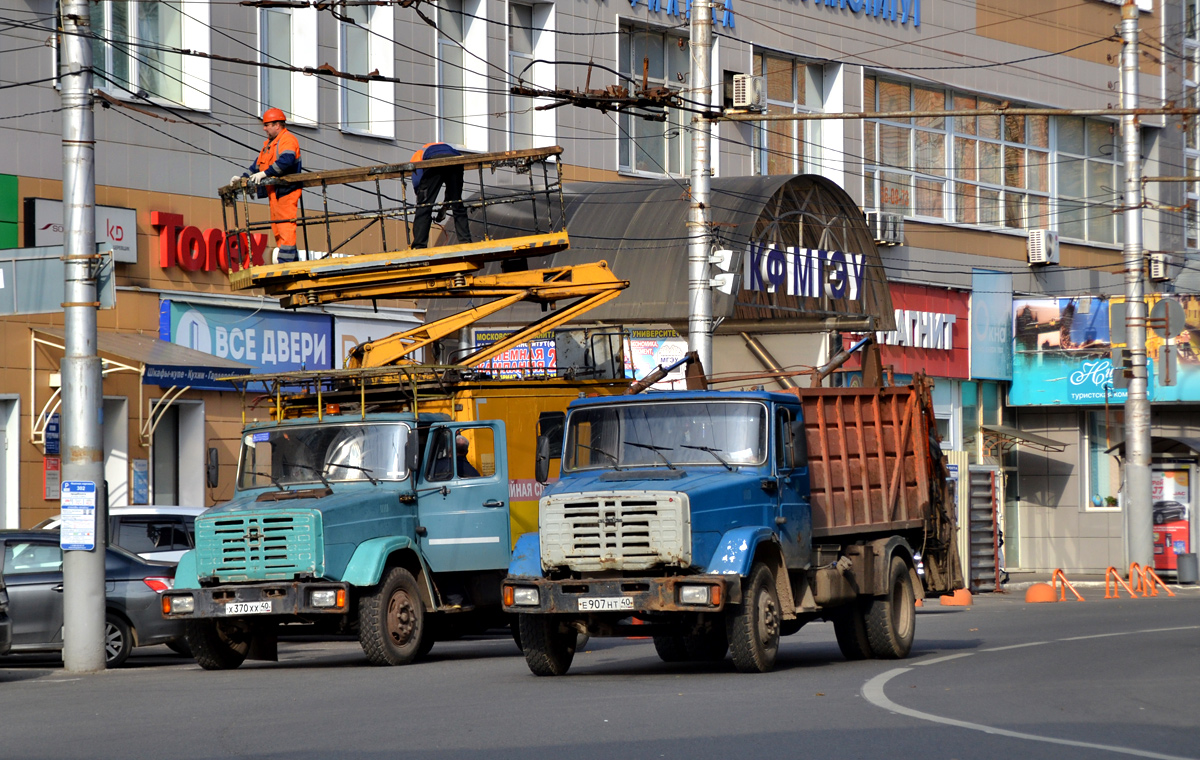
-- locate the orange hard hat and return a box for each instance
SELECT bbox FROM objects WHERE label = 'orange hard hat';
[262,108,287,124]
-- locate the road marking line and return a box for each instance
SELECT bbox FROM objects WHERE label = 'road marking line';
[981,641,1049,652]
[1060,625,1200,642]
[863,668,1196,760]
[913,652,975,666]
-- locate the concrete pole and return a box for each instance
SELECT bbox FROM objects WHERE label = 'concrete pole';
[60,0,107,672]
[1121,0,1153,567]
[687,0,713,375]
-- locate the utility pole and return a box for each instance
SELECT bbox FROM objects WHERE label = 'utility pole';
[1121,0,1153,567]
[687,0,714,375]
[60,0,107,672]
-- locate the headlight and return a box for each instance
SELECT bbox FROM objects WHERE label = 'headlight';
[167,595,195,614]
[310,589,346,608]
[505,586,539,606]
[679,585,711,605]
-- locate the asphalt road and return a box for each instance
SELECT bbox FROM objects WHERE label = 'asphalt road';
[2,589,1198,760]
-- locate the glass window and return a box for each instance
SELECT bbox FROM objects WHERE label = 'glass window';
[960,381,979,463]
[752,52,824,176]
[1055,116,1122,244]
[537,412,566,456]
[1185,39,1200,250]
[90,1,183,102]
[618,26,691,175]
[117,518,191,554]
[509,3,535,150]
[261,8,293,117]
[438,0,466,145]
[455,427,496,478]
[237,422,412,489]
[3,542,63,575]
[564,402,768,471]
[340,4,370,132]
[1087,411,1122,509]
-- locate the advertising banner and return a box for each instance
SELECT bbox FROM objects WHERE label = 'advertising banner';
[334,315,422,369]
[844,283,969,379]
[625,328,689,388]
[472,329,556,378]
[971,269,1013,380]
[159,300,333,387]
[1152,469,1191,572]
[30,198,138,263]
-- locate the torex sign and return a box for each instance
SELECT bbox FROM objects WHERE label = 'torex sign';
[151,211,269,273]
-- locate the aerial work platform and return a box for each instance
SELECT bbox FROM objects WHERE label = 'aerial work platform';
[218,146,628,371]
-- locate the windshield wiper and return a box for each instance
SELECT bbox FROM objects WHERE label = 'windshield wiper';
[246,470,286,491]
[576,443,622,471]
[623,441,677,470]
[282,461,332,489]
[680,444,734,471]
[329,462,379,485]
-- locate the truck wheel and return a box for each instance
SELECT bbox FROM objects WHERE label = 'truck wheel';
[832,602,871,660]
[359,567,429,666]
[510,617,523,651]
[104,613,133,668]
[727,563,781,673]
[864,556,916,659]
[684,626,729,662]
[185,619,250,670]
[519,614,576,676]
[653,635,689,663]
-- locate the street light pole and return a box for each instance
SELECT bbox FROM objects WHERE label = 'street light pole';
[687,0,714,376]
[60,0,107,672]
[1120,0,1153,567]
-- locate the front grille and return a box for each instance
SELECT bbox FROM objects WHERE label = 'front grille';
[195,510,323,582]
[540,491,690,573]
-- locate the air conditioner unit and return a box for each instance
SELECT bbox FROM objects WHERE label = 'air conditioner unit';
[732,74,765,111]
[866,211,904,246]
[1149,252,1171,282]
[1027,229,1059,266]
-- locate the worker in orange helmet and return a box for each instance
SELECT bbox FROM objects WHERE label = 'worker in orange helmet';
[231,108,303,263]
[409,142,472,249]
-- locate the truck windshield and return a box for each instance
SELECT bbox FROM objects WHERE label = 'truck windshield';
[563,401,767,471]
[236,422,410,490]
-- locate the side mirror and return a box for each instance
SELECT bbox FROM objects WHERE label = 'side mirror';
[789,419,808,469]
[406,433,421,477]
[534,434,551,485]
[206,447,220,488]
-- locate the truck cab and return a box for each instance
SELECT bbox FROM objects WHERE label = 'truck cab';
[164,412,515,668]
[504,384,960,675]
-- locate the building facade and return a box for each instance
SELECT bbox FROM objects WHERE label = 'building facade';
[1,0,1194,574]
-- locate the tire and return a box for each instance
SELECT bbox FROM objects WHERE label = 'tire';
[1153,512,1165,525]
[165,638,193,658]
[185,619,250,670]
[359,567,429,666]
[653,635,689,663]
[519,614,576,676]
[864,556,917,660]
[832,602,872,661]
[104,614,133,669]
[684,626,729,662]
[727,563,782,673]
[510,617,523,651]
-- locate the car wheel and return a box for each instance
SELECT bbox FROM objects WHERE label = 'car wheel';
[358,567,430,666]
[185,619,250,670]
[727,563,781,673]
[104,613,133,668]
[1154,512,1165,525]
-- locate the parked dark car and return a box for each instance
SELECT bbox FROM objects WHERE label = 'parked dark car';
[1153,500,1188,525]
[0,531,185,667]
[0,574,11,656]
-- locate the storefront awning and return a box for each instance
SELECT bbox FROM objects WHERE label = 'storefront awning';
[1105,436,1200,459]
[982,425,1067,453]
[33,327,248,390]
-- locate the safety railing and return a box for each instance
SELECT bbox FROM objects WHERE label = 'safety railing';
[1051,569,1085,602]
[1105,565,1141,599]
[1127,562,1177,598]
[216,146,566,261]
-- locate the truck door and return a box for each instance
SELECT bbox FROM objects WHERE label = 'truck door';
[417,421,512,573]
[775,406,812,569]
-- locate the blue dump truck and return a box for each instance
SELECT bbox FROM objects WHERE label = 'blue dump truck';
[503,380,962,674]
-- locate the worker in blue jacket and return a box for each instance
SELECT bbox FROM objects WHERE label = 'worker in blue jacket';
[409,142,472,249]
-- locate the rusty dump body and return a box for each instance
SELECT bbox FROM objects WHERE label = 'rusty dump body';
[782,376,961,594]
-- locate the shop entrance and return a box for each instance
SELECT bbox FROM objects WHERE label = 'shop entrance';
[151,400,205,506]
[102,397,129,507]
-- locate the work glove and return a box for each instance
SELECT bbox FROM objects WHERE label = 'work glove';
[230,175,243,186]
[249,171,268,184]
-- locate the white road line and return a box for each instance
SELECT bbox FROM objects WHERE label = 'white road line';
[913,652,975,666]
[863,668,1196,760]
[1060,626,1200,642]
[981,641,1049,652]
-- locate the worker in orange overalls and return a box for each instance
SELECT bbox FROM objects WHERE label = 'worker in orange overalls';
[232,108,303,263]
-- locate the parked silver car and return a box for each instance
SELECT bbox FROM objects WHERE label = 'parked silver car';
[34,506,206,563]
[0,531,185,667]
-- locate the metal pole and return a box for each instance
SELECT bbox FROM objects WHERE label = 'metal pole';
[1121,0,1152,567]
[60,0,107,673]
[687,0,713,375]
